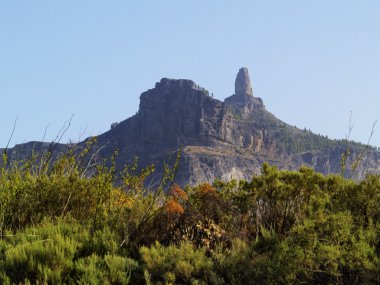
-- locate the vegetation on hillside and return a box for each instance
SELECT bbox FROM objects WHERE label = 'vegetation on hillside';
[1,144,380,284]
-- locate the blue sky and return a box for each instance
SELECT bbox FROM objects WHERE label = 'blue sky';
[1,1,380,147]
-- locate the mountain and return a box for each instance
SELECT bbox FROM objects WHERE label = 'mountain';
[3,68,380,185]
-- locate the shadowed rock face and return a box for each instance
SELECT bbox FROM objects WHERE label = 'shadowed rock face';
[235,67,253,96]
[88,67,380,185]
[3,68,380,186]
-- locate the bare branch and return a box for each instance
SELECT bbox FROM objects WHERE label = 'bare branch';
[341,111,353,177]
[350,119,378,178]
[5,116,18,151]
[80,142,108,178]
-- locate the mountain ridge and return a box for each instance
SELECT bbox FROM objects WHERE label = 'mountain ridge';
[2,68,380,185]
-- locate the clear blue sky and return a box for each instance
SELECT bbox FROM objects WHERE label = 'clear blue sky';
[1,1,380,147]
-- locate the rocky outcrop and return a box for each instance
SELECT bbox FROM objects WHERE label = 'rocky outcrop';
[3,68,380,186]
[1,141,68,162]
[235,67,253,96]
[89,67,380,185]
[224,67,264,108]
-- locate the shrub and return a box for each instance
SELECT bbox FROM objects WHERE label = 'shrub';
[140,241,220,284]
[74,254,137,285]
[0,220,80,284]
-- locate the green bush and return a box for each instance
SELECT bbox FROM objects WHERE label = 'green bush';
[140,241,219,284]
[212,239,254,285]
[0,220,79,284]
[1,147,380,284]
[74,254,137,285]
[0,220,138,284]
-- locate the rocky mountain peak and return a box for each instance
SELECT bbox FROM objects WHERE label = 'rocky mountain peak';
[4,67,380,186]
[154,78,198,91]
[235,67,253,96]
[225,67,263,107]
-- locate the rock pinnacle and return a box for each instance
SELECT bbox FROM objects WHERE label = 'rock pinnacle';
[235,67,253,96]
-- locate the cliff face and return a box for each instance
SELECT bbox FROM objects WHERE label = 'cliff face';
[90,67,380,185]
[3,68,380,186]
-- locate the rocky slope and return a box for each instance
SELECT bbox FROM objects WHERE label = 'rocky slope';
[87,67,380,185]
[3,68,380,185]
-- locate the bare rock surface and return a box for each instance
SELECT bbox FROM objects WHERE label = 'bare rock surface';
[89,68,380,185]
[3,68,380,186]
[235,67,253,96]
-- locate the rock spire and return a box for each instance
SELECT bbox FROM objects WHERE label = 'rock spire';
[235,67,253,96]
[224,67,262,106]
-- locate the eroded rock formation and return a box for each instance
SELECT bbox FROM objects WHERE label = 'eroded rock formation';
[3,68,380,186]
[90,68,380,185]
[235,67,253,96]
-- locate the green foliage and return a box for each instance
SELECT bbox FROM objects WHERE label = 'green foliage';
[212,239,254,284]
[0,220,138,284]
[74,254,137,285]
[1,221,78,284]
[2,146,380,284]
[140,241,218,284]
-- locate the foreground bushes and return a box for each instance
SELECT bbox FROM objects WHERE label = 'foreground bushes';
[1,148,380,284]
[140,242,219,284]
[0,220,137,284]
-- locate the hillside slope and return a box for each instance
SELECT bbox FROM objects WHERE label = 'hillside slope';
[90,68,380,185]
[3,68,380,185]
